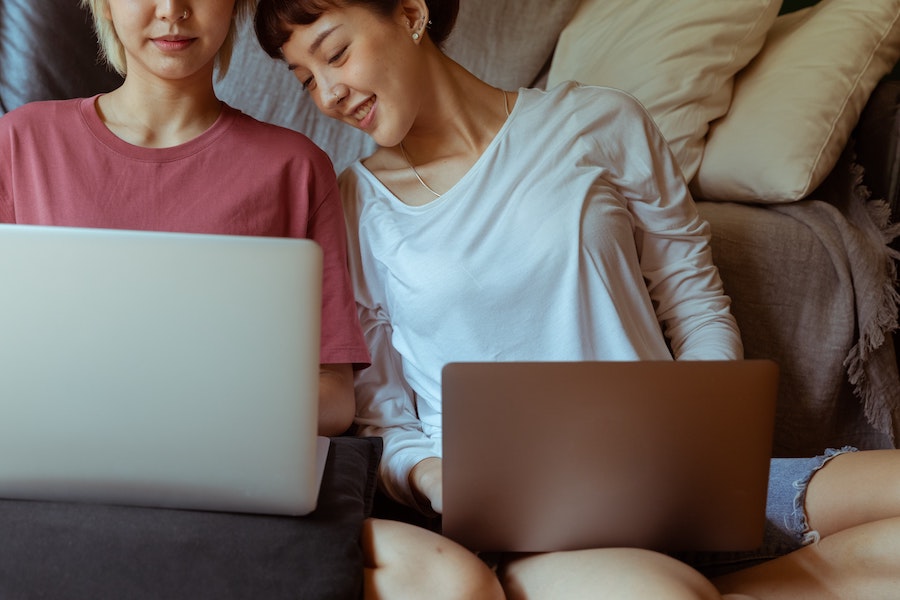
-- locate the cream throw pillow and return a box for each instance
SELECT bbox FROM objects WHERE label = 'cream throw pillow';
[547,0,780,183]
[691,0,900,203]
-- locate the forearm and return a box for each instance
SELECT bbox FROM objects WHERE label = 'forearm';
[318,363,356,437]
[356,415,441,510]
[409,456,443,515]
[644,217,743,360]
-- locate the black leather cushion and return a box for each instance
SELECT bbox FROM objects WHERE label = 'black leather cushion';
[0,0,122,113]
[0,436,381,600]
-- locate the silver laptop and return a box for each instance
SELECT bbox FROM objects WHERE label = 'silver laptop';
[0,223,328,516]
[441,360,778,553]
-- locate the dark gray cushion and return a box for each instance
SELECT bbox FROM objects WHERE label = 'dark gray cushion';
[0,0,122,113]
[0,436,381,600]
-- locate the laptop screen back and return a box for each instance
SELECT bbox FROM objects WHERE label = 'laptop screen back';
[441,360,778,553]
[0,224,325,515]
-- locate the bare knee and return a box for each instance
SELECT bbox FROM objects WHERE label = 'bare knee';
[500,547,722,600]
[363,518,503,600]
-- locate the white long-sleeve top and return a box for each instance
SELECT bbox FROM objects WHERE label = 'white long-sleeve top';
[340,82,743,508]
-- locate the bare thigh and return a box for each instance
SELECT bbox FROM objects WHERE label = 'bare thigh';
[500,547,724,600]
[803,449,900,536]
[713,515,900,600]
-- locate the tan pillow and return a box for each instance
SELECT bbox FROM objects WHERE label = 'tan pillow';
[691,1,900,203]
[547,0,780,183]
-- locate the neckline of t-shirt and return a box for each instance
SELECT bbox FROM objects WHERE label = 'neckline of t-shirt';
[356,87,525,214]
[79,95,236,162]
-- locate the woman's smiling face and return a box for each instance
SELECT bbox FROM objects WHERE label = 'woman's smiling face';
[279,1,430,147]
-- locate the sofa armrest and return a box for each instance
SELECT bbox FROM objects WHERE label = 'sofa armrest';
[853,78,900,222]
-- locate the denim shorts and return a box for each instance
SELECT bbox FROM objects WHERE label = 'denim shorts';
[675,446,858,578]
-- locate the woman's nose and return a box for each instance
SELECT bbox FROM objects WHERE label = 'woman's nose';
[158,2,190,22]
[322,82,349,110]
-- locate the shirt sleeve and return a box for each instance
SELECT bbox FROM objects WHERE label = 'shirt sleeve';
[341,169,440,510]
[353,306,440,509]
[591,88,743,360]
[305,162,371,368]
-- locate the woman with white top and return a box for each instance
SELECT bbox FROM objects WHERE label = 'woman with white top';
[255,0,900,597]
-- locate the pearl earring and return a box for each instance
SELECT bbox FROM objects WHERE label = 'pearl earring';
[412,31,420,40]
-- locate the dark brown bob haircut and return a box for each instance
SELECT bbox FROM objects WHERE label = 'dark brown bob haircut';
[255,0,460,59]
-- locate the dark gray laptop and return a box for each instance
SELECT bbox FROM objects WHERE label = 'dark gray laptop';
[441,360,778,553]
[0,223,327,516]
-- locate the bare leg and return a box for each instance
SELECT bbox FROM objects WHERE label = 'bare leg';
[361,517,504,600]
[802,449,900,536]
[500,547,726,600]
[713,515,900,599]
[713,450,900,599]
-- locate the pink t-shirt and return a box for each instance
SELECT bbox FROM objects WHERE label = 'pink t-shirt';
[0,96,369,367]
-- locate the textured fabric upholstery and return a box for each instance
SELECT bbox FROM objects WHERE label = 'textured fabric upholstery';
[0,0,121,113]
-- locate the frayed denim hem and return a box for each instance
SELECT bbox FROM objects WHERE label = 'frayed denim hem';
[793,446,858,546]
[678,446,859,578]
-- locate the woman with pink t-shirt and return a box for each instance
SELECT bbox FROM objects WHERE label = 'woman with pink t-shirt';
[0,2,504,598]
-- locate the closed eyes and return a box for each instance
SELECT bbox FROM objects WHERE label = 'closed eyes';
[288,45,348,91]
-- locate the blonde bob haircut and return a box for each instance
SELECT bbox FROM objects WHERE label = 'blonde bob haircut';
[79,0,256,79]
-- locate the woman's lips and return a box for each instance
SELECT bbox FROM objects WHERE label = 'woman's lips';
[354,97,376,130]
[153,36,195,52]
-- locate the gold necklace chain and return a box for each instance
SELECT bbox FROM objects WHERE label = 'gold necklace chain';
[399,141,442,198]
[400,89,510,199]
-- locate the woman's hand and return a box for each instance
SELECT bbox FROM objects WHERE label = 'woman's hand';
[410,457,443,514]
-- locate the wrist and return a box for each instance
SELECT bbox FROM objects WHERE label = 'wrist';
[409,456,442,514]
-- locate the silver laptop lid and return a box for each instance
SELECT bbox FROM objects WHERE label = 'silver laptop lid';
[0,223,325,515]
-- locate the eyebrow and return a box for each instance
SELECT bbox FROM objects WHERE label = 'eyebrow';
[310,24,341,55]
[286,24,342,72]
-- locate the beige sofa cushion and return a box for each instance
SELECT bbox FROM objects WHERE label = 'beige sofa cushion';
[547,0,781,183]
[691,0,900,203]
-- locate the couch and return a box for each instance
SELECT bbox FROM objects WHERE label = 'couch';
[1,0,899,596]
[3,0,899,456]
